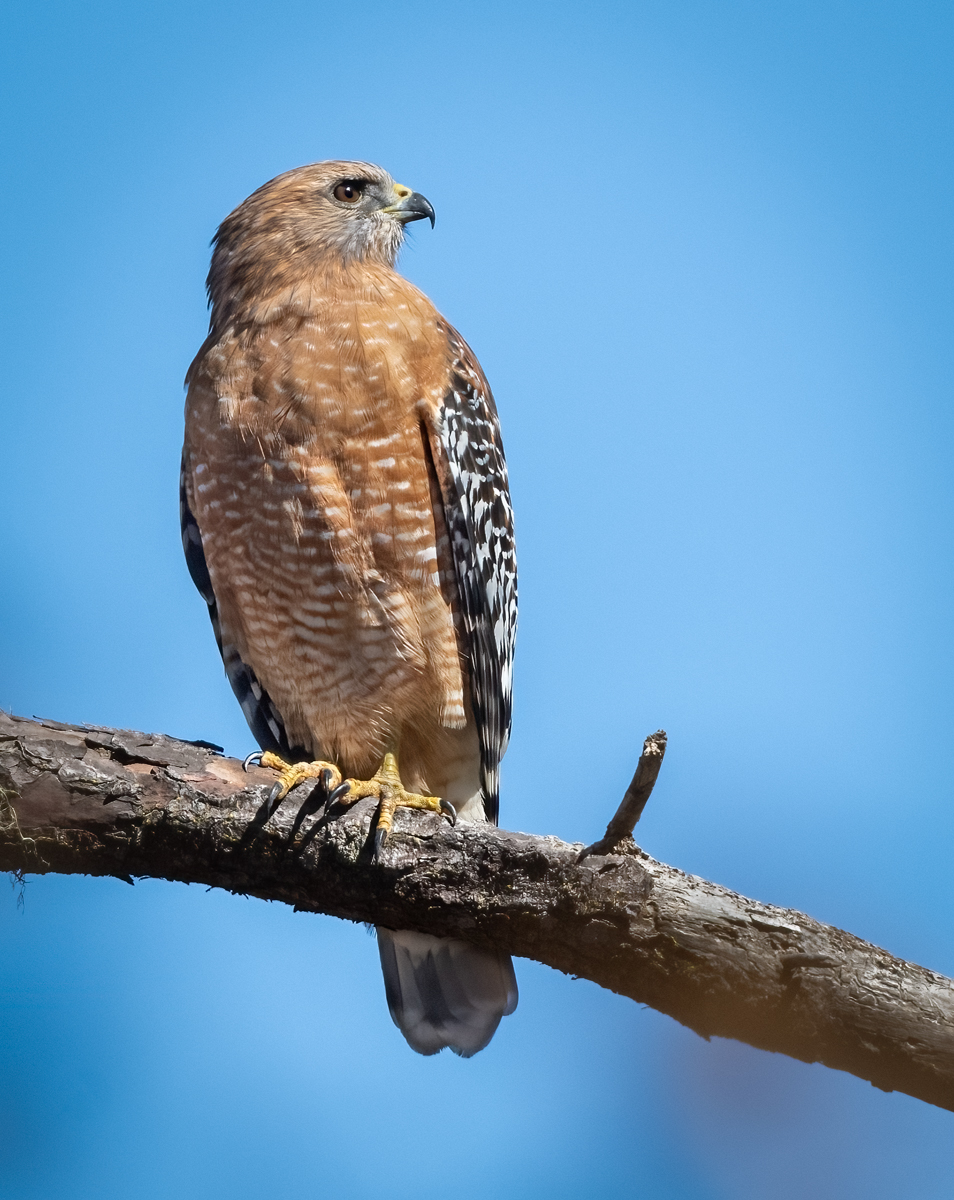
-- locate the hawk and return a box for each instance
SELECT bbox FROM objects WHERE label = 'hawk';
[181,161,518,1055]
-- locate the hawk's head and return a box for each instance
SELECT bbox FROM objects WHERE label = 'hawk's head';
[206,161,435,326]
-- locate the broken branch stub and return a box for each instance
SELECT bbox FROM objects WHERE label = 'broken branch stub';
[580,729,667,859]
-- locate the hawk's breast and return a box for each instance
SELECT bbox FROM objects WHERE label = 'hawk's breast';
[183,267,466,768]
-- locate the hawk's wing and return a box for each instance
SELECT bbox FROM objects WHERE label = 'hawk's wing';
[424,324,517,824]
[179,454,300,760]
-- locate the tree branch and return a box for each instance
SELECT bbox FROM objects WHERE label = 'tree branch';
[1,711,952,1111]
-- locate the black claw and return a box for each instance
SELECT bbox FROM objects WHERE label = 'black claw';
[440,799,457,826]
[243,751,264,772]
[267,781,284,806]
[319,768,334,792]
[373,826,388,859]
[327,781,352,808]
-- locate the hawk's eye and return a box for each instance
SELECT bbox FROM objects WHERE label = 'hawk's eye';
[333,181,364,203]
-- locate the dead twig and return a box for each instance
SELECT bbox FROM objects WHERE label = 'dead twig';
[579,729,667,859]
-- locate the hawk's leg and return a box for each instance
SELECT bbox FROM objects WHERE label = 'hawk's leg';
[247,749,456,857]
[332,751,456,857]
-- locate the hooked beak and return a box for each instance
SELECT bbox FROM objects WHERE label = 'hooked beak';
[382,186,436,228]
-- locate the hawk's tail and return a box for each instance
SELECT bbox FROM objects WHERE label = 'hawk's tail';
[376,928,518,1057]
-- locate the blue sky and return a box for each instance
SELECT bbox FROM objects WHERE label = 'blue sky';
[2,1,954,1195]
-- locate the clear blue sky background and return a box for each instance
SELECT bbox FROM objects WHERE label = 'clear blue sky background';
[2,1,953,1195]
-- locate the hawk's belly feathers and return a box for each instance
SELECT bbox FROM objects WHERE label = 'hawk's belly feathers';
[183,276,476,793]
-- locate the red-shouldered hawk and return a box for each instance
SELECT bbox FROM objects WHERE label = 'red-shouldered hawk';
[181,162,517,1056]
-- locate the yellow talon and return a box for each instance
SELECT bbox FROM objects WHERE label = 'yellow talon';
[248,749,455,852]
[336,752,456,857]
[255,751,343,807]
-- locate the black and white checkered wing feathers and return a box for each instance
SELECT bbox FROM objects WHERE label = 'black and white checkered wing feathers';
[427,325,516,824]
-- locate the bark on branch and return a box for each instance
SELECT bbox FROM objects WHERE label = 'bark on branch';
[1,711,952,1111]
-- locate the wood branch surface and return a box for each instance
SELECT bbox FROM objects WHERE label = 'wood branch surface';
[1,711,952,1111]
